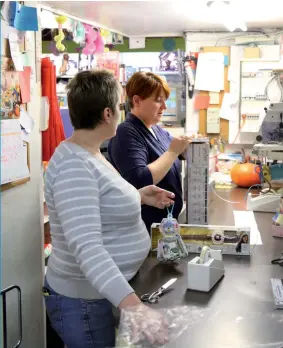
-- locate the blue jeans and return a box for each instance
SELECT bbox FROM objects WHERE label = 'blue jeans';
[43,279,116,348]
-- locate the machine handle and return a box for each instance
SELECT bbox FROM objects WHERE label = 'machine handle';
[1,285,23,348]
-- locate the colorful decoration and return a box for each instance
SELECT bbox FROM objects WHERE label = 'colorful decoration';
[82,25,104,55]
[71,19,85,45]
[54,15,68,52]
[94,29,105,53]
[100,28,112,45]
[1,71,21,120]
[230,163,261,188]
[82,24,97,55]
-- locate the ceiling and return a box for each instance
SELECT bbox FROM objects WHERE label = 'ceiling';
[41,0,283,37]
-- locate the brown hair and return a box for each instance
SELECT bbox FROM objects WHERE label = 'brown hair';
[126,72,170,108]
[66,70,120,130]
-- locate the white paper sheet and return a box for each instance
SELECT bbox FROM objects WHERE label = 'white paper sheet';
[219,93,238,121]
[8,27,24,71]
[19,107,35,133]
[195,52,224,92]
[233,211,262,246]
[1,119,29,184]
[21,129,30,143]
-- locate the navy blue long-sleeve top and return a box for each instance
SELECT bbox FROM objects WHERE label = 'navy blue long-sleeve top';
[108,113,183,231]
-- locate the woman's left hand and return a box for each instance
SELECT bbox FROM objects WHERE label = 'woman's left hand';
[139,185,175,209]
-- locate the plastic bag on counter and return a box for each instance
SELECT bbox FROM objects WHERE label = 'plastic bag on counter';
[115,305,210,348]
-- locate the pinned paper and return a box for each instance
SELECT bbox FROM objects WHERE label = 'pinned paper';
[21,52,32,67]
[194,95,210,110]
[19,107,34,133]
[8,28,23,71]
[8,1,19,27]
[224,55,229,66]
[194,52,224,92]
[14,5,39,31]
[19,67,31,103]
[21,128,30,143]
[209,92,220,105]
[219,93,238,121]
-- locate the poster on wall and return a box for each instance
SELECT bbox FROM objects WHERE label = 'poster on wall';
[96,51,120,78]
[159,52,178,72]
[58,53,79,76]
[1,119,29,184]
[1,69,21,120]
[78,53,90,72]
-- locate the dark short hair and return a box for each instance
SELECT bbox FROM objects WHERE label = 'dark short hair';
[66,69,120,130]
[126,72,170,109]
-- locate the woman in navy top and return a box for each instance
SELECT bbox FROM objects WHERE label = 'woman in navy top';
[108,72,193,231]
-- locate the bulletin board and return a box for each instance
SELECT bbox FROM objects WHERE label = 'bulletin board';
[1,33,30,191]
[198,46,230,141]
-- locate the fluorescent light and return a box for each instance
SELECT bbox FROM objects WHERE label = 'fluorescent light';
[208,0,247,32]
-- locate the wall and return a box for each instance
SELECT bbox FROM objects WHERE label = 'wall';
[185,31,283,146]
[42,36,185,53]
[1,3,45,347]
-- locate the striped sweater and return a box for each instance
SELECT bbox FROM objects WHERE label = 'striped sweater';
[44,141,150,307]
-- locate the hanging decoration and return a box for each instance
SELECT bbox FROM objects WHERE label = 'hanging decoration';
[71,19,85,45]
[82,24,104,55]
[54,15,68,52]
[94,29,105,53]
[82,24,97,55]
[100,28,112,45]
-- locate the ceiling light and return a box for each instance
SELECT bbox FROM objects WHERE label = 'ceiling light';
[207,0,247,32]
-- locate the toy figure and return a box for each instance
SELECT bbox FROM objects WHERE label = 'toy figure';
[157,205,188,265]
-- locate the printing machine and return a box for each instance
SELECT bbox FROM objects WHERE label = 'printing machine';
[247,102,283,213]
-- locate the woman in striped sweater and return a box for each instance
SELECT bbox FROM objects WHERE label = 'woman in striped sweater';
[43,70,176,348]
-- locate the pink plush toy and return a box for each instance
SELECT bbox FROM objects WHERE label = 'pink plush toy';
[82,24,105,55]
[82,24,97,55]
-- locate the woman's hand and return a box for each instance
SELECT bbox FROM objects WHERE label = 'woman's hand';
[139,185,175,208]
[120,303,169,346]
[180,133,206,157]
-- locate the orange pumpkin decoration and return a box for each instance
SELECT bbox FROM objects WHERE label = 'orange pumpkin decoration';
[230,163,261,188]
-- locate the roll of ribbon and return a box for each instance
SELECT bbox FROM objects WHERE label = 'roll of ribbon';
[199,246,210,264]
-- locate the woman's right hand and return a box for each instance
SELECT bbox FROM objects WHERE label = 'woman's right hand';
[168,136,192,156]
[120,303,169,345]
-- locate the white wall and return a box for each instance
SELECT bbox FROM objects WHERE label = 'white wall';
[1,3,45,347]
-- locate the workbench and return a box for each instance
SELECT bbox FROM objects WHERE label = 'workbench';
[129,188,283,348]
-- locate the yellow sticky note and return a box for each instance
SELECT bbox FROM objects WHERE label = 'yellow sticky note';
[209,92,220,104]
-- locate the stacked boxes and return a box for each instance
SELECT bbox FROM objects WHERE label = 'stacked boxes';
[185,140,209,225]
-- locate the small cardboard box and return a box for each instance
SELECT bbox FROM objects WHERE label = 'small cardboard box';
[244,47,260,59]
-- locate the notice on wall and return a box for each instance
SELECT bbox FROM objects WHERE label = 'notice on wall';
[96,51,120,79]
[1,119,29,185]
[194,52,224,92]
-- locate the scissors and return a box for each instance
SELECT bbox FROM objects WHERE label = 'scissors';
[140,278,177,304]
[271,255,283,266]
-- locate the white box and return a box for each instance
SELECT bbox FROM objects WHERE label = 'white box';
[187,257,225,292]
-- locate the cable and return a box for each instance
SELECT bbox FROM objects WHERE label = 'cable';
[210,183,241,204]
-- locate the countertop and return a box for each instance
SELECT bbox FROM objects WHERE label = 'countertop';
[129,188,283,348]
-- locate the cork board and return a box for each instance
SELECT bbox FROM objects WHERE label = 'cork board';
[198,46,230,141]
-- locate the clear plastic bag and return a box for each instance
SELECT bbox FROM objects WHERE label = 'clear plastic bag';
[115,305,210,348]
